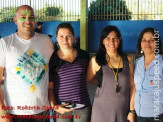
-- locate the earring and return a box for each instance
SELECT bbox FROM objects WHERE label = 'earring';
[140,50,143,54]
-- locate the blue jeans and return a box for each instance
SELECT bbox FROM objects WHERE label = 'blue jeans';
[137,113,163,122]
[54,106,91,122]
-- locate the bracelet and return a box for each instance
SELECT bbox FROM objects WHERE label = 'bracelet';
[129,110,136,115]
[0,110,8,115]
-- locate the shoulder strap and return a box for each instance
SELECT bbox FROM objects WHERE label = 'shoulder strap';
[121,54,129,69]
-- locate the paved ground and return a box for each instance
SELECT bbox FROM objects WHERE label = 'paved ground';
[87,84,97,104]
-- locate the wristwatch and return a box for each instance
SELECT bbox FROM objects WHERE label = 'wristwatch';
[129,110,136,115]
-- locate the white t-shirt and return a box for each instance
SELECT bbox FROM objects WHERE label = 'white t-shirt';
[0,33,54,115]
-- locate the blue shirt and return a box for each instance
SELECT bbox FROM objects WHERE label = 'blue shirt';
[134,54,163,117]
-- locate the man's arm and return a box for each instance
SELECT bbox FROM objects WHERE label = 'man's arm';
[0,66,11,122]
[0,67,5,108]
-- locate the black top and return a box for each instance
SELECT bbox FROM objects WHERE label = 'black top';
[49,49,89,82]
[96,55,128,87]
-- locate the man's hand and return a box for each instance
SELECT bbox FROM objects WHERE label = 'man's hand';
[0,112,12,122]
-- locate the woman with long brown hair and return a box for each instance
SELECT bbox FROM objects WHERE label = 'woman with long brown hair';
[87,25,135,122]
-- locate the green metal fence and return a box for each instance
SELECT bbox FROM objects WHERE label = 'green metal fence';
[0,0,163,22]
[88,0,163,20]
[0,0,80,22]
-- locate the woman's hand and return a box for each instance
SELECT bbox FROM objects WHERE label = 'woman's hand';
[127,112,135,122]
[54,103,75,114]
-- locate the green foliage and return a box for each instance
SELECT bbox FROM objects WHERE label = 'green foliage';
[40,6,63,21]
[0,5,63,22]
[45,6,63,16]
[0,7,16,22]
[88,0,132,20]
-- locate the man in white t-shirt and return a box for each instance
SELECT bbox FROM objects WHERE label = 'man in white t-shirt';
[0,5,54,122]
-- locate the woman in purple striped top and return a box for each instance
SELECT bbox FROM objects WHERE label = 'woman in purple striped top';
[48,23,91,122]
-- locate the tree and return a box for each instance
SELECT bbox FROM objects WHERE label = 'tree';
[45,6,63,16]
[88,0,132,20]
[36,5,63,21]
[0,7,16,22]
[0,5,63,22]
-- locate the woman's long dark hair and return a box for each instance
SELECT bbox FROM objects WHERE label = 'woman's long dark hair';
[95,25,123,66]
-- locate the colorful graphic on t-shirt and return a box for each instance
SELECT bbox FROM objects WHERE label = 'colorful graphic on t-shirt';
[16,49,47,92]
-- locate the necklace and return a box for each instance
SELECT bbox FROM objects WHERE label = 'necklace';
[106,54,121,92]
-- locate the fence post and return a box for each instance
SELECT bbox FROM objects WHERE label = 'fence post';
[80,0,88,50]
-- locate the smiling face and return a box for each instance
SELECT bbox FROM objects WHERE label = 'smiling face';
[14,5,36,39]
[103,31,120,53]
[141,32,155,55]
[56,28,74,50]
